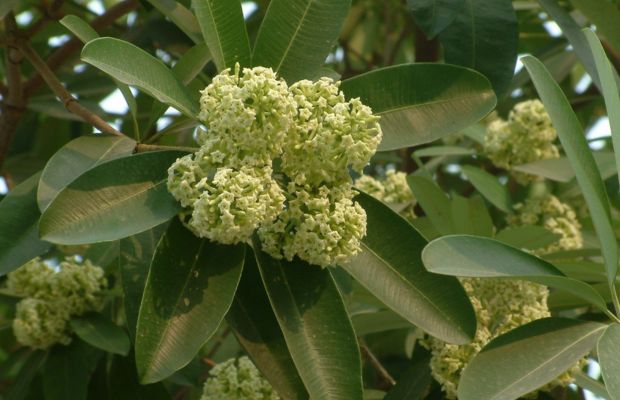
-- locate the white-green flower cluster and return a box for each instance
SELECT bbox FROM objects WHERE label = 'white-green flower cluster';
[483,100,559,184]
[201,356,279,400]
[168,65,382,267]
[508,194,583,254]
[7,257,106,349]
[426,278,579,398]
[355,170,415,205]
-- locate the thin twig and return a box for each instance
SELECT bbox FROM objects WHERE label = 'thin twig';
[135,144,197,153]
[14,39,124,137]
[360,339,396,387]
[0,12,25,171]
[24,0,140,97]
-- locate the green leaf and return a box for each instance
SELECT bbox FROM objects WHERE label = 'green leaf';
[253,0,350,83]
[572,0,620,55]
[495,226,561,251]
[340,64,496,151]
[438,0,518,96]
[253,237,362,400]
[413,146,475,158]
[39,151,184,245]
[407,175,454,235]
[422,235,610,314]
[70,314,131,356]
[43,340,102,400]
[585,30,620,194]
[461,165,511,212]
[38,135,136,212]
[136,219,244,383]
[60,15,98,42]
[384,348,431,400]
[352,310,412,336]
[5,351,47,400]
[450,194,493,237]
[598,323,620,399]
[107,355,170,400]
[458,318,606,400]
[146,0,203,43]
[522,55,619,285]
[0,173,51,277]
[120,225,168,342]
[343,193,476,344]
[81,38,199,118]
[192,0,251,71]
[574,371,612,399]
[407,0,464,38]
[513,152,617,183]
[227,250,308,400]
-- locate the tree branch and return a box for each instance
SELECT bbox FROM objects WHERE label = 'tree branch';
[14,39,124,137]
[24,0,140,97]
[360,340,396,388]
[0,12,25,171]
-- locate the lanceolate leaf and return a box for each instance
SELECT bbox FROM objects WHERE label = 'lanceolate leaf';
[136,219,245,383]
[439,0,518,96]
[253,0,351,83]
[39,151,184,245]
[407,0,465,38]
[43,340,102,400]
[461,165,511,212]
[598,323,620,400]
[146,0,203,44]
[70,314,131,356]
[573,1,620,55]
[343,193,476,344]
[0,172,51,277]
[422,235,610,314]
[407,175,454,235]
[495,226,561,251]
[120,225,168,342]
[458,318,606,400]
[522,55,619,285]
[37,135,136,212]
[340,64,496,151]
[253,238,363,400]
[81,38,199,118]
[192,0,251,70]
[227,250,308,400]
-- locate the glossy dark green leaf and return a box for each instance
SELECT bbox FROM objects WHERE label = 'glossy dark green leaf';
[458,318,606,400]
[5,351,47,400]
[522,55,619,285]
[146,0,203,43]
[39,151,184,245]
[573,0,620,57]
[253,0,350,83]
[384,348,431,400]
[495,226,561,251]
[70,314,131,356]
[227,250,308,400]
[343,193,476,344]
[0,173,51,276]
[407,0,464,38]
[438,0,518,96]
[598,323,620,399]
[192,0,251,70]
[120,225,168,342]
[407,175,454,235]
[81,38,199,117]
[43,340,102,400]
[253,238,362,400]
[461,165,511,212]
[423,235,610,314]
[37,135,136,212]
[136,219,245,383]
[340,64,496,151]
[108,354,170,400]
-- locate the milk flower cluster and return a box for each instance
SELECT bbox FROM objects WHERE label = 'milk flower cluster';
[483,100,559,184]
[168,65,382,267]
[355,170,415,205]
[201,356,279,400]
[7,257,106,349]
[508,194,583,254]
[426,278,579,398]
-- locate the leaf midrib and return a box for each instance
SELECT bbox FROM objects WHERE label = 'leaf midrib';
[273,0,314,73]
[376,91,493,116]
